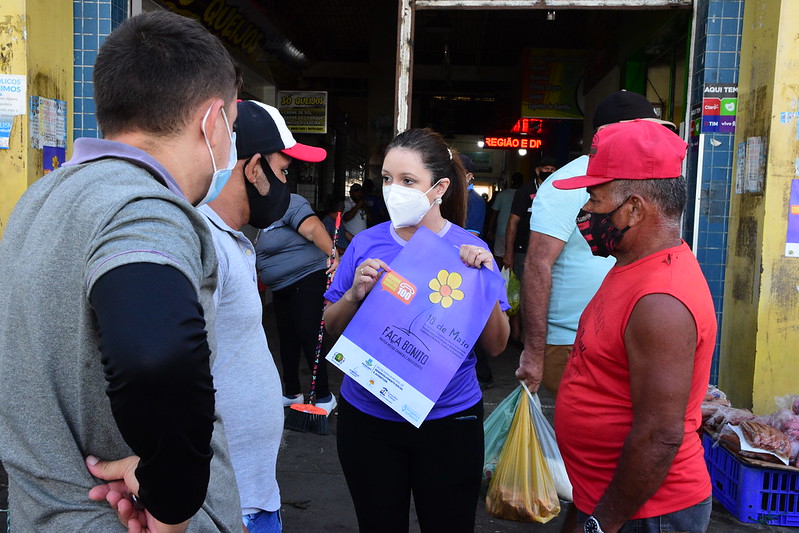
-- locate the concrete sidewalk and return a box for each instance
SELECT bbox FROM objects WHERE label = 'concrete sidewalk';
[268,303,792,533]
[0,304,792,533]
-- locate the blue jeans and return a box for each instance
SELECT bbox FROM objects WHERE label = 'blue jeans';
[577,496,712,533]
[243,509,282,533]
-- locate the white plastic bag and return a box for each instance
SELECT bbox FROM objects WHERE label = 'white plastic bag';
[527,384,573,502]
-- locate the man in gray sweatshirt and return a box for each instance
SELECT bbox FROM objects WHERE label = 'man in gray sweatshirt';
[0,11,242,532]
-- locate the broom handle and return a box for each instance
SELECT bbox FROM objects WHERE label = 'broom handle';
[309,211,342,405]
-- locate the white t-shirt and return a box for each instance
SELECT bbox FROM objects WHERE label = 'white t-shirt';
[343,198,368,235]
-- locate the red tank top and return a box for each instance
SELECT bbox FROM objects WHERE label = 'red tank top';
[554,242,716,518]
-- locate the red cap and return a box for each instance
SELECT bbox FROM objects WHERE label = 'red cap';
[554,119,687,190]
[282,142,327,162]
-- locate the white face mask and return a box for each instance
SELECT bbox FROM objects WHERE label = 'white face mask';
[198,104,237,206]
[382,183,441,228]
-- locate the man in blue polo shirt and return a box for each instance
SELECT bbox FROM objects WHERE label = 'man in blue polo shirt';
[516,91,673,398]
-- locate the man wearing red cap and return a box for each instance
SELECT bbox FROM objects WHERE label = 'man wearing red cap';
[551,120,716,533]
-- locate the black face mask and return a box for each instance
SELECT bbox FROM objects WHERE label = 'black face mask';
[245,157,290,229]
[538,171,553,182]
[576,197,630,257]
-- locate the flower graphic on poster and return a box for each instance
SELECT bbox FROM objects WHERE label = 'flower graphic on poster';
[428,270,465,309]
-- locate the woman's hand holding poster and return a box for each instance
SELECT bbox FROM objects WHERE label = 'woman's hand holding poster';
[326,227,505,427]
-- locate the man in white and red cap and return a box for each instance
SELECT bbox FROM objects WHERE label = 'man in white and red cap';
[199,99,328,533]
[247,100,340,417]
[551,119,716,533]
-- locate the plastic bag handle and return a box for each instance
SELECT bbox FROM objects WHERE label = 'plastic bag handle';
[520,380,546,418]
[519,380,535,403]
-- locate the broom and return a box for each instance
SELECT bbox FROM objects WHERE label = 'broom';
[285,211,342,435]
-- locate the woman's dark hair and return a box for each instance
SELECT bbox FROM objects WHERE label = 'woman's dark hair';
[94,11,238,138]
[385,128,467,227]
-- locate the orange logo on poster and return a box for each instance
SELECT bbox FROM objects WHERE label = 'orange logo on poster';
[381,271,417,304]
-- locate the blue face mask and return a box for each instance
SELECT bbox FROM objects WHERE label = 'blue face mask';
[197,104,237,206]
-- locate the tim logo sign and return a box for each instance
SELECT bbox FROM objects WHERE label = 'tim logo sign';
[381,271,416,304]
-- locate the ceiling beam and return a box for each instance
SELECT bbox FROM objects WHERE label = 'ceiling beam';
[415,0,691,8]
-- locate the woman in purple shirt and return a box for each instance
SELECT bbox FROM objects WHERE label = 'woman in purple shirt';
[324,128,509,532]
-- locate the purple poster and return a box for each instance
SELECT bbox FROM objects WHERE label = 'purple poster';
[786,179,799,257]
[326,226,505,426]
[43,145,66,174]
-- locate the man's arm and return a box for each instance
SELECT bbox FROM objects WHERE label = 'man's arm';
[503,213,521,269]
[586,294,697,533]
[342,200,362,222]
[514,231,565,392]
[89,263,215,525]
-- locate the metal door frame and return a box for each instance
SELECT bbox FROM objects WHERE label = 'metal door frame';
[393,0,693,135]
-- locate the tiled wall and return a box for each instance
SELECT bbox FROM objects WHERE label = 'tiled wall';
[72,0,127,139]
[684,0,744,383]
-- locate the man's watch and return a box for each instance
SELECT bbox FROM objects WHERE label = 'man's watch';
[584,515,605,533]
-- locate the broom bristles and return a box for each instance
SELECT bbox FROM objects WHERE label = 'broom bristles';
[285,403,329,435]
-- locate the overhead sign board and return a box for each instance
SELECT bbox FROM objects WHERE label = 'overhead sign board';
[521,48,585,119]
[278,91,328,134]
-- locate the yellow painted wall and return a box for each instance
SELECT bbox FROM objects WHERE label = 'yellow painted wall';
[720,0,799,414]
[0,0,73,238]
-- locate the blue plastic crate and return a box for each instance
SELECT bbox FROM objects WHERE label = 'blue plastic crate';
[703,433,799,526]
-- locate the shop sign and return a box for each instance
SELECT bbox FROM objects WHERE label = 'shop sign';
[160,0,266,59]
[483,136,543,149]
[702,84,737,133]
[521,49,585,119]
[0,74,26,116]
[462,151,492,173]
[689,104,702,145]
[278,91,327,134]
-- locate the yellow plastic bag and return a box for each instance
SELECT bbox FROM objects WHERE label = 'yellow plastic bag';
[485,382,560,522]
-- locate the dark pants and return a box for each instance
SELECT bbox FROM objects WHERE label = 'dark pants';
[576,496,712,533]
[337,398,484,533]
[271,269,330,399]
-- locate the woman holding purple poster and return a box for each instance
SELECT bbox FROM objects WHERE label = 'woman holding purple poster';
[324,128,510,532]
